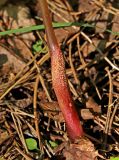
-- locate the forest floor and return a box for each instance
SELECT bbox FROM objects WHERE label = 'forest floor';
[0,0,119,159]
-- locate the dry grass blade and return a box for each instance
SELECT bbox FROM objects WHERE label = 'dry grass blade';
[104,67,113,135]
[69,43,80,84]
[15,147,33,160]
[33,74,42,150]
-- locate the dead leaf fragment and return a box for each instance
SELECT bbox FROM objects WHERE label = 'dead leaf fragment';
[0,131,9,145]
[8,37,33,61]
[0,45,26,75]
[39,101,64,122]
[86,97,101,113]
[1,3,36,46]
[63,137,98,160]
[81,109,94,120]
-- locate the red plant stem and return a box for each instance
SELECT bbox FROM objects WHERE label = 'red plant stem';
[38,0,84,141]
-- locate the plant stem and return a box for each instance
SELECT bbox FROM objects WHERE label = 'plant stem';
[38,0,83,141]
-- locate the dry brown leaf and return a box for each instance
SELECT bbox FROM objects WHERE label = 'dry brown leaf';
[81,109,94,120]
[78,0,98,13]
[0,45,26,76]
[0,131,9,145]
[8,37,33,61]
[63,137,98,160]
[86,97,101,113]
[1,3,36,46]
[39,101,64,122]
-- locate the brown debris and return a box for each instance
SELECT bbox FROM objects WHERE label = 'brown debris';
[86,97,101,113]
[0,45,26,75]
[0,0,119,159]
[63,137,98,160]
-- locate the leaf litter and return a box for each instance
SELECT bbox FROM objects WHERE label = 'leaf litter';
[0,0,119,159]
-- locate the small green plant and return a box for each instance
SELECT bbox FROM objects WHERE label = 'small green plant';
[49,140,58,148]
[26,138,38,150]
[32,40,48,53]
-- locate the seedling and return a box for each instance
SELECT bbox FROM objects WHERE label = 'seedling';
[32,40,48,54]
[26,138,38,150]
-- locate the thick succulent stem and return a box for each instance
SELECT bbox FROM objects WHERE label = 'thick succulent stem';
[38,0,84,141]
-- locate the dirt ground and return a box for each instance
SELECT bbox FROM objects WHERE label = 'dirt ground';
[0,0,119,159]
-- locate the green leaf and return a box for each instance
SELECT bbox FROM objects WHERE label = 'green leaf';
[49,140,58,148]
[33,40,43,52]
[26,138,38,150]
[32,40,48,54]
[0,22,119,37]
[110,157,119,160]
